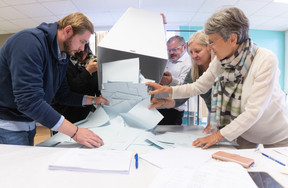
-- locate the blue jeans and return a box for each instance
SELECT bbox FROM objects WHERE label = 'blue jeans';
[0,128,36,146]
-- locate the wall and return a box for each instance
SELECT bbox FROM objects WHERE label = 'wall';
[180,26,286,90]
[0,34,13,47]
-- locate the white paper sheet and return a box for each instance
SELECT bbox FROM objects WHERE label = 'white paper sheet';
[120,98,163,130]
[140,147,212,169]
[149,162,257,188]
[102,58,139,84]
[49,148,133,174]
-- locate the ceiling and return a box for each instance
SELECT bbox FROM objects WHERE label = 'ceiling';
[0,0,288,35]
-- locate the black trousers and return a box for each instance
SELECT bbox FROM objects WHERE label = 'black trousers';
[158,109,184,125]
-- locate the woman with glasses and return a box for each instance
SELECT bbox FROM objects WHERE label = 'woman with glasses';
[146,7,288,149]
[160,31,214,133]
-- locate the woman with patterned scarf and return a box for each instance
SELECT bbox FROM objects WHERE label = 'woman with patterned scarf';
[146,7,288,149]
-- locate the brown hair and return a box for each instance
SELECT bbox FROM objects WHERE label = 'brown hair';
[57,12,94,35]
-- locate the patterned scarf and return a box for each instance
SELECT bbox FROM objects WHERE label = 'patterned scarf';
[210,39,258,129]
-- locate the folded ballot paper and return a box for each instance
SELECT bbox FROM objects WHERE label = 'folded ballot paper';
[49,149,133,174]
[99,58,163,130]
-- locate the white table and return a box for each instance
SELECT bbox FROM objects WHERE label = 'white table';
[1,125,287,188]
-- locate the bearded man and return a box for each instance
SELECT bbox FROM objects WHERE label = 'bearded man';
[0,12,108,147]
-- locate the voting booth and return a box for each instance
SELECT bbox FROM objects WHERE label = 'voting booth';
[97,8,168,89]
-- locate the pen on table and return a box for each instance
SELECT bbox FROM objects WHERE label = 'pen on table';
[261,152,286,166]
[135,153,138,169]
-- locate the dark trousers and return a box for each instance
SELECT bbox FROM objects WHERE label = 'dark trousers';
[158,109,184,125]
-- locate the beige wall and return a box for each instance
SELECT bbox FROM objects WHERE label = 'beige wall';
[0,33,14,48]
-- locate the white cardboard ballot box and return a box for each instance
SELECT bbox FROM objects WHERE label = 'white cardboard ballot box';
[97,8,168,89]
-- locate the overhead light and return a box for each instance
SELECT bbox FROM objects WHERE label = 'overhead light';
[274,0,288,3]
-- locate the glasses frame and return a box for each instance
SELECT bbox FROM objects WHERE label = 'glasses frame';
[167,45,183,53]
[208,37,222,47]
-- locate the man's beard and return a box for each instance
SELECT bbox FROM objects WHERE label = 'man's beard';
[63,36,74,56]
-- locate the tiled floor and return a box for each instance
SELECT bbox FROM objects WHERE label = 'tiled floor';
[34,126,51,146]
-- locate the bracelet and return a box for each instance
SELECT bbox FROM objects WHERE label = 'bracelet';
[71,127,79,139]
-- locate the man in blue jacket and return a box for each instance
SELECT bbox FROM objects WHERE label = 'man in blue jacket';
[0,12,109,148]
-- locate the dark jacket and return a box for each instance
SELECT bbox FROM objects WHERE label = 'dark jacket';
[0,22,83,128]
[52,60,101,123]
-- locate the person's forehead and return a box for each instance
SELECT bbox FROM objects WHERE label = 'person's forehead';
[75,30,91,42]
[168,40,179,47]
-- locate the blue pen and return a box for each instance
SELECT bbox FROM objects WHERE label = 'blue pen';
[135,153,139,169]
[261,152,286,166]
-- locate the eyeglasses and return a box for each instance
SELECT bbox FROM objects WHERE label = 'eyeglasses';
[208,37,222,47]
[167,46,182,53]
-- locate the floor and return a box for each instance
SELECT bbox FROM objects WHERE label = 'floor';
[34,126,51,146]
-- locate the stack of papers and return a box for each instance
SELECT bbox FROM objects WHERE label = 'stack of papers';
[49,149,133,174]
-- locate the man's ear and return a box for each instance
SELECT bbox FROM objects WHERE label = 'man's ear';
[63,25,73,38]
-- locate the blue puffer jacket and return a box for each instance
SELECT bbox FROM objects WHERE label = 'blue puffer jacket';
[0,22,83,129]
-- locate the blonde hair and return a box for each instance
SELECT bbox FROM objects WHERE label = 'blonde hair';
[57,12,94,35]
[187,31,211,82]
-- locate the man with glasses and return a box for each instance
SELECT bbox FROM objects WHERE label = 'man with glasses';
[157,35,191,125]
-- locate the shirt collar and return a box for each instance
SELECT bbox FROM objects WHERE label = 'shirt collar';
[57,40,67,61]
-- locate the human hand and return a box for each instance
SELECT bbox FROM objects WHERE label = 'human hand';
[94,96,109,106]
[160,71,172,85]
[86,58,97,74]
[145,82,172,95]
[72,127,104,148]
[192,131,224,149]
[148,97,175,109]
[202,124,216,134]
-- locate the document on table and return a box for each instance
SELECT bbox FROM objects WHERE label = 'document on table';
[149,162,257,188]
[148,132,237,148]
[140,147,212,169]
[49,149,133,174]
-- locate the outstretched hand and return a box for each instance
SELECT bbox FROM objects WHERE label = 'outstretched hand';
[145,82,172,95]
[192,131,224,149]
[94,96,109,106]
[148,97,175,109]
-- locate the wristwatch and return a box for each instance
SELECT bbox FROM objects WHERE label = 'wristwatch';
[92,97,96,106]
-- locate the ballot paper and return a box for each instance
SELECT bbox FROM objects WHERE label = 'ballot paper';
[140,147,212,169]
[149,162,257,188]
[120,98,163,130]
[102,58,140,84]
[49,149,133,174]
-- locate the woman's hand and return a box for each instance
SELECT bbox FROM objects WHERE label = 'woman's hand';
[148,97,175,109]
[192,131,224,149]
[86,58,97,74]
[202,124,216,134]
[145,82,172,95]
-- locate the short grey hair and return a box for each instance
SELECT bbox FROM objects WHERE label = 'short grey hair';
[167,35,186,46]
[204,7,249,44]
